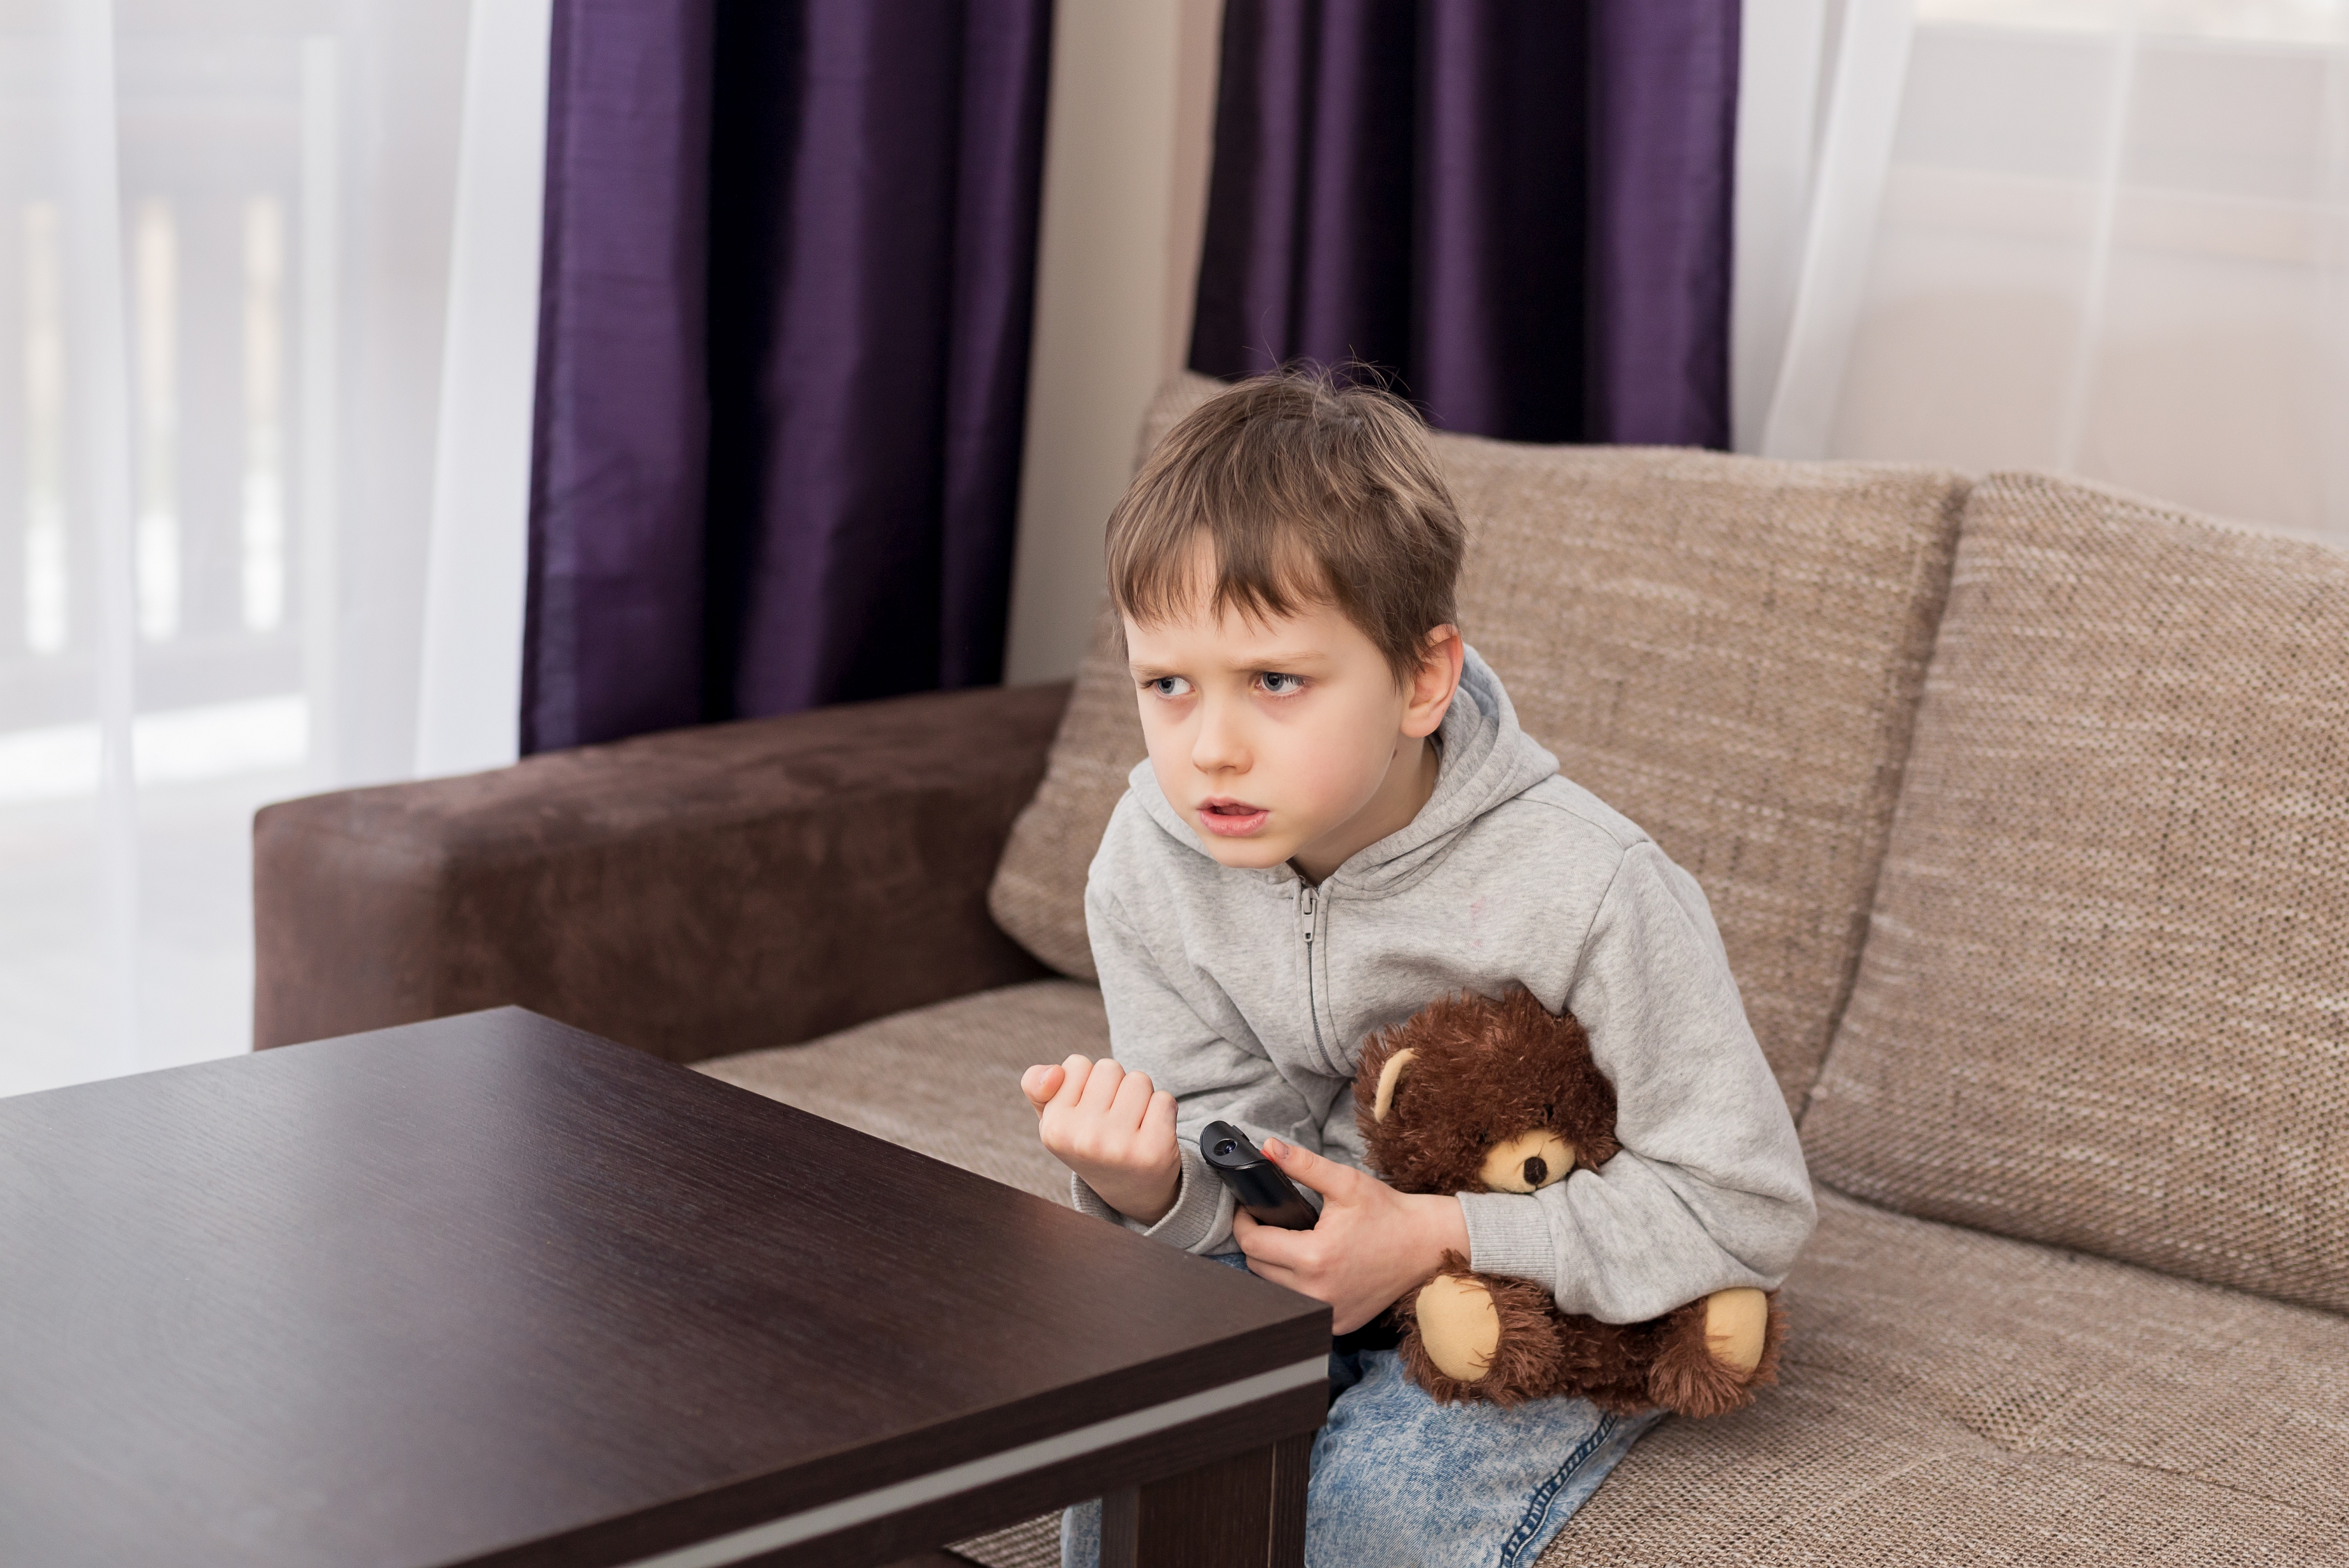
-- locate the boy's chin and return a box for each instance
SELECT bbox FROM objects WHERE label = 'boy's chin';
[1195,835,1294,871]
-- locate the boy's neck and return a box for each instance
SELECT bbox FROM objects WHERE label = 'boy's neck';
[1289,731,1442,886]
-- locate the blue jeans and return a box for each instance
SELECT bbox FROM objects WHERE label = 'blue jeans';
[1061,1255,1663,1568]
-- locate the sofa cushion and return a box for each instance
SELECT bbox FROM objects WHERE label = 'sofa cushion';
[1547,1188,2349,1565]
[1802,473,2349,1313]
[992,372,1967,1109]
[694,980,1106,1204]
[985,602,1158,980]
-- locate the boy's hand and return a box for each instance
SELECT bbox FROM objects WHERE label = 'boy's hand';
[1021,1055,1181,1225]
[1230,1138,1471,1334]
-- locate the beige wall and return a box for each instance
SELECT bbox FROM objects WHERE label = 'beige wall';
[1002,0,1223,686]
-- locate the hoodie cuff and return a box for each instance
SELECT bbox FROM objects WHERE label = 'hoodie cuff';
[1072,1145,1235,1256]
[1457,1190,1560,1295]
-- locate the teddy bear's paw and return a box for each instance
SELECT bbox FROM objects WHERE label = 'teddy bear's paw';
[1414,1272,1501,1382]
[1397,1258,1574,1407]
[1705,1287,1771,1374]
[1646,1289,1788,1418]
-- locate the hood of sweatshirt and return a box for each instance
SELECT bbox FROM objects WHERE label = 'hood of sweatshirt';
[1125,646,1561,896]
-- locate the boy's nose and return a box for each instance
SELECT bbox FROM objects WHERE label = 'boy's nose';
[1190,701,1249,772]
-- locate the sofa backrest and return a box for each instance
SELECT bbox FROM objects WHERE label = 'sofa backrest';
[991,373,1968,1111]
[1802,472,2349,1313]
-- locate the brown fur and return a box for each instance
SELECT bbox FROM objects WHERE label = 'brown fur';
[1359,990,1785,1418]
[1646,1295,1789,1418]
[1354,988,1621,1191]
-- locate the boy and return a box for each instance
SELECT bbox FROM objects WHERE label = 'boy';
[1021,371,1815,1567]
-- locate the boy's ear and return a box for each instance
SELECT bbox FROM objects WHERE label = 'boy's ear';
[1404,624,1467,737]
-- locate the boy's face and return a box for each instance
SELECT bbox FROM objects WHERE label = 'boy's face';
[1123,558,1460,879]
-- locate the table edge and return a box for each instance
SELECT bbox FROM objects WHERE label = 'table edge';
[608,1354,1329,1568]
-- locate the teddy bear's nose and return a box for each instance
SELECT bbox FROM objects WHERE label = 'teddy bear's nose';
[1479,1131,1574,1192]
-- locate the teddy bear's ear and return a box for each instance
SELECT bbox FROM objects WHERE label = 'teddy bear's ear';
[1372,1047,1418,1124]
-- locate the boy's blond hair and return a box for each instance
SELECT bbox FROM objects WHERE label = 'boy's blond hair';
[1105,368,1467,683]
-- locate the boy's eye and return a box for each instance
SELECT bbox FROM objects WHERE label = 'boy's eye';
[1143,675,1192,698]
[1259,672,1304,696]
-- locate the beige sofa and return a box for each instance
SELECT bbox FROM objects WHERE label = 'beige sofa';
[258,375,2349,1565]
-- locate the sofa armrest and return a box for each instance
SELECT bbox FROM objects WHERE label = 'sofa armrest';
[254,682,1071,1062]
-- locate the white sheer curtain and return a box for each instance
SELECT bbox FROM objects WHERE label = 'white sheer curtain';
[1740,0,2349,550]
[0,0,538,1098]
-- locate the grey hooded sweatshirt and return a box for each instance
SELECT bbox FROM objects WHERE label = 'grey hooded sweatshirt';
[1073,648,1817,1324]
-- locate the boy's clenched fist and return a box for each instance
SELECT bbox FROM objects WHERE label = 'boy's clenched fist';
[1021,1055,1181,1225]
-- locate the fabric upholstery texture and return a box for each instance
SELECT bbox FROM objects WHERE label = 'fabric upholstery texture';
[255,684,1067,1061]
[987,602,1151,980]
[695,980,1105,1204]
[992,373,1967,1109]
[1545,1190,2349,1565]
[946,1512,1058,1568]
[1803,473,2349,1314]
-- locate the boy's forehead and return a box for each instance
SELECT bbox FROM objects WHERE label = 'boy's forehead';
[1122,599,1349,669]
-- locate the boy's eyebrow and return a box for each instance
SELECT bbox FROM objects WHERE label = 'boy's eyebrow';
[1241,646,1334,668]
[1127,647,1334,679]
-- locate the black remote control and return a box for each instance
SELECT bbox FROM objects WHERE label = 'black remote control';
[1199,1121,1319,1230]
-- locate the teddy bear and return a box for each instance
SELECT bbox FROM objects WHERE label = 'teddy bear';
[1354,988,1785,1416]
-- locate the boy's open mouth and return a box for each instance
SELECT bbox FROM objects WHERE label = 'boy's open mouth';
[1197,797,1270,837]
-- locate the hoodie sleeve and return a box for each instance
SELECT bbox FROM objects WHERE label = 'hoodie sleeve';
[1454,841,1818,1322]
[1074,889,1331,1256]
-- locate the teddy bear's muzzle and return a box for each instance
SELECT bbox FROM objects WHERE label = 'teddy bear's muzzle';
[1478,1130,1574,1193]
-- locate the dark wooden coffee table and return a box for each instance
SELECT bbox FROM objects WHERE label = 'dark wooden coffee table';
[0,1007,1328,1567]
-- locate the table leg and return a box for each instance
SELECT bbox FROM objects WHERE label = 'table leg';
[1100,1430,1312,1567]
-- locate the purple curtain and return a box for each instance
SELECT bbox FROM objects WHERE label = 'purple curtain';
[1190,0,1738,447]
[523,1,1055,754]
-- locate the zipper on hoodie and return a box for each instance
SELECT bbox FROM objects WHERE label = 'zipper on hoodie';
[1300,883,1331,1068]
